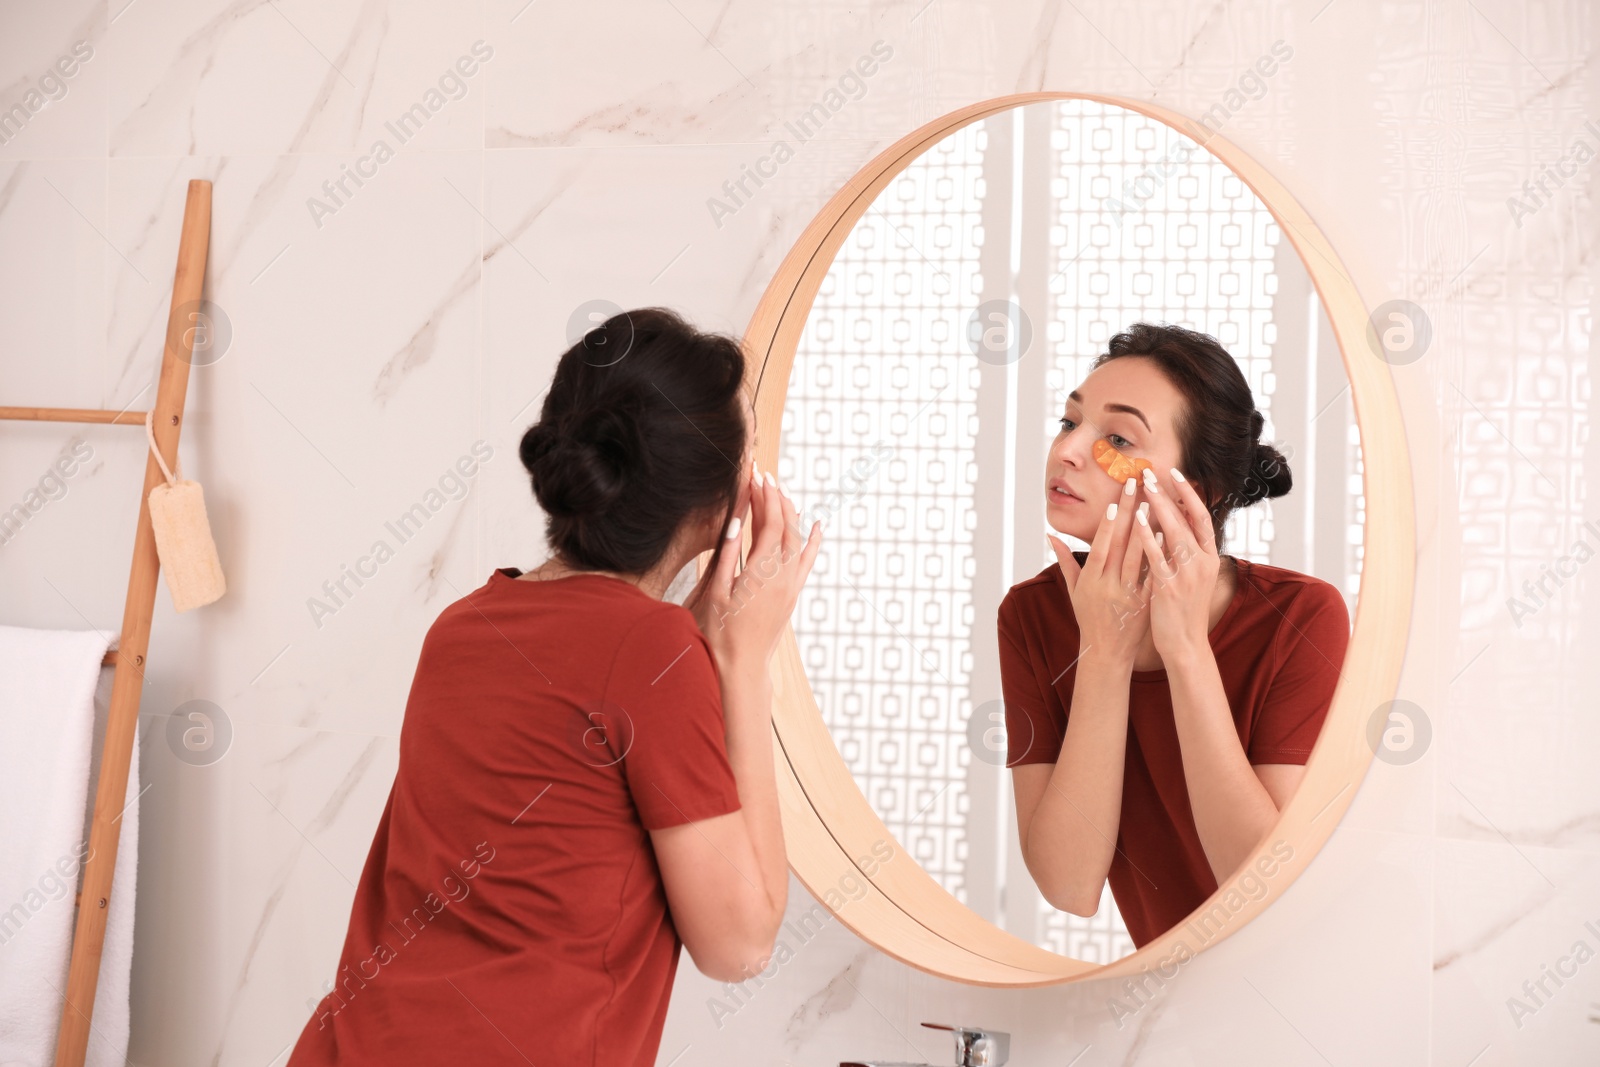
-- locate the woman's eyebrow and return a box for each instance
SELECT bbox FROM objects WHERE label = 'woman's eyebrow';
[1067,389,1150,433]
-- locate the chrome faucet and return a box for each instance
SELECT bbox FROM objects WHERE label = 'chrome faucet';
[841,1021,1010,1067]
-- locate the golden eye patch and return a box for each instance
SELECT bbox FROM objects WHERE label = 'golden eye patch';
[1092,437,1153,483]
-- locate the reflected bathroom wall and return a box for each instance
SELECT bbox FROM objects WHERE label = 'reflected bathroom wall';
[778,99,1363,961]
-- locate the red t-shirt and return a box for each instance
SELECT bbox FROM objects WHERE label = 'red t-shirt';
[288,568,742,1067]
[998,553,1350,948]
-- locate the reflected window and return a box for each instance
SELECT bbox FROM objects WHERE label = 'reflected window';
[780,120,987,902]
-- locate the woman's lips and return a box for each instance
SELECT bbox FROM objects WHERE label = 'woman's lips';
[1047,482,1084,506]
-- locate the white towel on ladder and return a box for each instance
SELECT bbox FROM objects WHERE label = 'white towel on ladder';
[0,625,139,1067]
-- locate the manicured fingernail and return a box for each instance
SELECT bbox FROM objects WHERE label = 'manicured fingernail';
[1171,467,1185,483]
[1137,501,1149,520]
[764,471,776,488]
[1106,502,1118,521]
[1142,468,1158,492]
[1136,507,1149,526]
[1124,477,1136,497]
[726,517,742,539]
[752,457,760,479]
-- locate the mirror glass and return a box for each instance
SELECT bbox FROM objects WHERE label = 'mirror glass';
[776,99,1362,962]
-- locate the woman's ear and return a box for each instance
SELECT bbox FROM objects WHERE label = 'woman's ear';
[697,505,726,548]
[707,499,743,548]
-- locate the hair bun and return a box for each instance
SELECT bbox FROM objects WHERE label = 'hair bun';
[521,397,650,518]
[1247,440,1293,502]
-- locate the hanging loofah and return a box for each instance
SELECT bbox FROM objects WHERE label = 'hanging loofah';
[144,409,226,612]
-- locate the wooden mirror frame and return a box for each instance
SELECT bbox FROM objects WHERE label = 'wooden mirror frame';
[724,92,1413,986]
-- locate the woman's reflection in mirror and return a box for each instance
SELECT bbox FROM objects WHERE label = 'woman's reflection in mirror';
[999,322,1350,948]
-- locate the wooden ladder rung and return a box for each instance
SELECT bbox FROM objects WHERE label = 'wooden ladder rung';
[0,407,150,426]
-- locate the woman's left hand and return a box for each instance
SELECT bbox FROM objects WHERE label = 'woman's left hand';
[1130,466,1220,659]
[684,462,823,676]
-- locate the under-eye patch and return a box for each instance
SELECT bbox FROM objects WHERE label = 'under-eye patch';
[1092,437,1154,483]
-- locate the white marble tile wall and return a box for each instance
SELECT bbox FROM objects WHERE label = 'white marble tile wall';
[1,0,1596,1063]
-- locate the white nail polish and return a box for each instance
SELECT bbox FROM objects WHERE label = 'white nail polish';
[1124,477,1136,497]
[726,517,741,539]
[764,471,776,488]
[1136,508,1149,526]
[1106,502,1117,521]
[1142,468,1158,492]
[1171,467,1185,483]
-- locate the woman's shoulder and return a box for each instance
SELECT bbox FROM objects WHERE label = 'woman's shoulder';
[1234,558,1350,629]
[1002,559,1063,601]
[1000,559,1074,633]
[637,597,704,637]
[1235,557,1345,596]
[432,568,699,640]
[609,596,710,659]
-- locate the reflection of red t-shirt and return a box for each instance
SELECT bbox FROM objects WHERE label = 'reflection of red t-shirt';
[998,553,1350,948]
[288,568,742,1067]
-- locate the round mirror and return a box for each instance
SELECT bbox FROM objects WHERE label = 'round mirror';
[737,92,1412,985]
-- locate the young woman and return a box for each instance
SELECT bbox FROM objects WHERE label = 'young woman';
[999,321,1350,949]
[288,307,822,1066]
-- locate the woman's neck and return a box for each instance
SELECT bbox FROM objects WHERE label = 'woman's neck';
[518,553,683,600]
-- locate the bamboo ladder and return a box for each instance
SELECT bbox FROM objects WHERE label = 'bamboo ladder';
[0,179,211,1067]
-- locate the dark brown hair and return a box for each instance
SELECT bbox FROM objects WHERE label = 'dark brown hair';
[519,307,748,576]
[1093,321,1291,550]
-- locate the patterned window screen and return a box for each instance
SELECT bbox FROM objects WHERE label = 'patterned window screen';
[1348,419,1367,598]
[778,122,987,902]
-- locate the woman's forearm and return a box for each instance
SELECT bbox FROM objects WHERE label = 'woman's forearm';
[1024,650,1133,914]
[715,660,788,932]
[1164,642,1280,882]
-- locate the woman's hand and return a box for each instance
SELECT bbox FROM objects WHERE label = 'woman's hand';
[1047,476,1151,671]
[687,462,823,677]
[1129,466,1220,658]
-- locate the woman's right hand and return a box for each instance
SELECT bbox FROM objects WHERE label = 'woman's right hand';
[689,462,823,676]
[1047,476,1151,671]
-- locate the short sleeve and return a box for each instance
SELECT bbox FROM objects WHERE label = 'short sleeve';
[606,607,743,830]
[998,592,1063,767]
[1247,581,1351,765]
